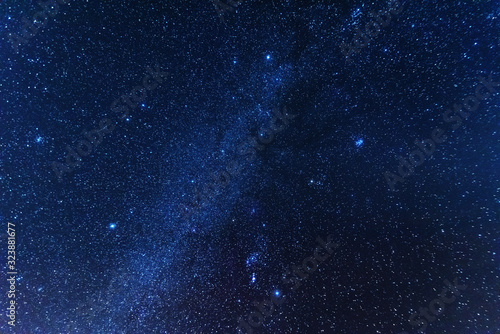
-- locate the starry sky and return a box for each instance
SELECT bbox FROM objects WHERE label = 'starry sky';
[0,0,499,333]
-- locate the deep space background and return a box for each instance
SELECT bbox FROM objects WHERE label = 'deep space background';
[0,0,499,333]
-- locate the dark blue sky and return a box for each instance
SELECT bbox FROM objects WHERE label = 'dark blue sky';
[0,0,499,333]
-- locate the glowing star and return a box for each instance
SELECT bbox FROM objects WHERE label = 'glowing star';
[355,138,364,147]
[246,253,258,266]
[266,54,271,60]
[274,290,281,297]
[109,223,117,230]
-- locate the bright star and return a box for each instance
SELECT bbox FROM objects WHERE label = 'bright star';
[355,138,364,147]
[246,254,258,266]
[274,290,281,297]
[266,54,271,60]
[109,223,117,230]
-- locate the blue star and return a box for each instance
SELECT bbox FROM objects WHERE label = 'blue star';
[246,253,258,266]
[274,290,281,297]
[35,136,43,143]
[266,54,271,60]
[109,223,117,230]
[355,138,364,147]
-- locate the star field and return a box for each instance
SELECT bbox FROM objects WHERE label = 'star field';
[0,0,499,333]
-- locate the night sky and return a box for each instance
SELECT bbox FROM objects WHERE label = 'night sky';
[0,0,499,333]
